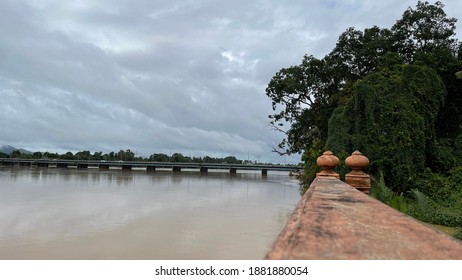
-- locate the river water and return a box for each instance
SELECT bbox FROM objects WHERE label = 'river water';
[0,167,301,259]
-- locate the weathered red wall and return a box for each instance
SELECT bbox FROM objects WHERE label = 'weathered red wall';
[266,177,462,259]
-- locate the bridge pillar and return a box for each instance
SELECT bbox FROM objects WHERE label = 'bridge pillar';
[262,169,268,176]
[147,166,156,172]
[77,163,88,169]
[37,162,49,168]
[173,166,181,172]
[200,167,208,173]
[122,165,132,170]
[57,163,68,168]
[99,164,109,170]
[20,161,31,167]
[230,168,237,174]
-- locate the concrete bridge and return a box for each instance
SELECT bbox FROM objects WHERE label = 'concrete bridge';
[0,158,300,175]
[266,151,462,259]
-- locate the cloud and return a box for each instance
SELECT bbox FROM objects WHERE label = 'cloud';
[0,0,461,163]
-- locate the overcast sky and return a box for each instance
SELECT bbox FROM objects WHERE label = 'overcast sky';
[1,0,461,163]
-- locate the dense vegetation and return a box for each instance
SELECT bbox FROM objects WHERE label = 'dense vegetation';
[0,149,260,165]
[267,1,462,234]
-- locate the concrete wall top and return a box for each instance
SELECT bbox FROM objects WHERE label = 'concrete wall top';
[266,177,462,260]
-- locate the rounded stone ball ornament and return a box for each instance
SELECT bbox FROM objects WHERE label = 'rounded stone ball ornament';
[345,150,371,193]
[345,150,369,174]
[316,151,340,179]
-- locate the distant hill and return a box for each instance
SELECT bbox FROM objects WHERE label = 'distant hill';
[0,145,33,155]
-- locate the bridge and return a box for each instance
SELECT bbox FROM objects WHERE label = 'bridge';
[266,151,462,259]
[0,158,300,175]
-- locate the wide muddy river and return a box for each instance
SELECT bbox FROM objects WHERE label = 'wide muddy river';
[0,167,301,259]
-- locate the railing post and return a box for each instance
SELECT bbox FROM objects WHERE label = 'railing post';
[345,150,371,193]
[316,151,340,179]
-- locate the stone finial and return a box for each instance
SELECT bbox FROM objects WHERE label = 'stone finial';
[316,151,340,179]
[345,150,371,193]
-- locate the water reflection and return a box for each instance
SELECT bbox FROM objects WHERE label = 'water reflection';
[0,167,300,259]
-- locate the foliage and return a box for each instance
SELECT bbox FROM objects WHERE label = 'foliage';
[116,149,135,161]
[371,172,462,239]
[299,138,323,193]
[267,1,462,195]
[267,1,460,163]
[390,194,408,214]
[414,169,453,202]
[266,25,395,155]
[170,153,187,162]
[414,166,462,207]
[455,228,462,240]
[0,148,259,165]
[407,189,462,227]
[149,153,170,162]
[266,55,338,155]
[370,173,407,213]
[328,26,394,79]
[391,1,458,62]
[326,64,446,193]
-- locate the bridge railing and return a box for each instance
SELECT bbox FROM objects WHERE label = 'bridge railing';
[0,158,299,173]
[266,151,462,259]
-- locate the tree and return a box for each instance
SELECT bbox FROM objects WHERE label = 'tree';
[391,2,461,141]
[266,1,461,191]
[117,149,135,161]
[93,151,103,160]
[266,26,395,156]
[203,156,214,163]
[61,152,74,160]
[102,152,115,161]
[223,156,242,164]
[414,48,462,139]
[0,152,10,158]
[326,64,446,193]
[266,55,338,155]
[391,1,458,62]
[32,152,43,159]
[328,26,394,79]
[11,150,22,158]
[43,152,59,159]
[170,153,186,162]
[149,153,170,162]
[75,150,91,160]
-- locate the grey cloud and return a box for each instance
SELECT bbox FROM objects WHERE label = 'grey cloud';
[1,0,461,163]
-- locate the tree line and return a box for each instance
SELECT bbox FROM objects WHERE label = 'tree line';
[0,149,260,165]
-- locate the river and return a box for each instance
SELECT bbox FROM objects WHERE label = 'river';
[0,167,301,259]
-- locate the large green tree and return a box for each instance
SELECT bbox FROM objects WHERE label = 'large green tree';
[326,64,446,192]
[266,25,396,155]
[266,1,461,191]
[266,55,337,155]
[391,1,458,62]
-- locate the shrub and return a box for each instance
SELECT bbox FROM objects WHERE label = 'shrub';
[370,172,407,212]
[408,189,462,227]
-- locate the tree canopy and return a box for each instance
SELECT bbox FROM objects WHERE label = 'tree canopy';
[266,1,461,194]
[1,148,257,165]
[326,64,446,192]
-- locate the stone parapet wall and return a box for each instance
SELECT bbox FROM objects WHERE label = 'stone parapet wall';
[266,177,462,259]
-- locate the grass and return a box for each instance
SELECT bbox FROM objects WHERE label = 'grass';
[423,222,459,236]
[370,172,462,241]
